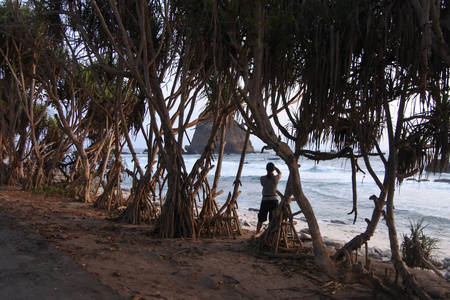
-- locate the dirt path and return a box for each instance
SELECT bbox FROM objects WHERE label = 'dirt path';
[0,207,120,299]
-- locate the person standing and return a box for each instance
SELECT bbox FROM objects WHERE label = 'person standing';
[256,162,282,235]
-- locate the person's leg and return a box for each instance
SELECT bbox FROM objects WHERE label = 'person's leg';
[268,200,278,222]
[256,201,269,234]
[256,222,263,234]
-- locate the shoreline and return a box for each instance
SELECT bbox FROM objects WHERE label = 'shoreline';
[122,188,450,262]
[238,208,450,263]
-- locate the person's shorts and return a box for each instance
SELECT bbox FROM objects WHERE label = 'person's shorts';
[258,200,278,223]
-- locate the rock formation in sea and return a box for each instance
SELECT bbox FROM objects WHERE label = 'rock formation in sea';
[184,119,254,154]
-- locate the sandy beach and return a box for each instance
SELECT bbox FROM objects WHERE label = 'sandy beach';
[1,185,449,299]
[239,209,392,251]
[239,207,450,263]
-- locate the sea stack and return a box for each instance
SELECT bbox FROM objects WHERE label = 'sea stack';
[185,119,254,154]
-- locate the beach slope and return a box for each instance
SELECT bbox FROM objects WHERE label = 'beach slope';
[0,186,448,299]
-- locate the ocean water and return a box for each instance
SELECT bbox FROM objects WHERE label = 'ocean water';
[122,150,450,258]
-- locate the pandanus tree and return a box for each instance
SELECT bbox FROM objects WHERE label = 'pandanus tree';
[0,1,40,185]
[188,0,348,277]
[189,81,244,237]
[65,0,236,235]
[183,0,364,278]
[172,0,254,236]
[154,0,244,236]
[265,0,449,296]
[62,0,164,215]
[0,0,71,189]
[185,0,449,294]
[307,1,450,296]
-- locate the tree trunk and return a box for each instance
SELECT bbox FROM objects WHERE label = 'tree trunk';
[238,1,345,280]
[156,148,196,238]
[121,170,158,224]
[277,143,348,278]
[383,96,432,299]
[54,111,92,202]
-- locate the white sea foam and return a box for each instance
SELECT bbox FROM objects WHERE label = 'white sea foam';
[122,150,450,260]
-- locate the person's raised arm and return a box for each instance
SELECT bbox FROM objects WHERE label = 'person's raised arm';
[275,167,282,181]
